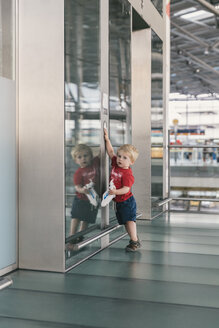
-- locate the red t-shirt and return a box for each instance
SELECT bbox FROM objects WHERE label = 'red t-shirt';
[110,156,134,202]
[74,157,100,200]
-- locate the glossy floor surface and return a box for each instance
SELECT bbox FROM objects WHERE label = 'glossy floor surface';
[1,212,219,327]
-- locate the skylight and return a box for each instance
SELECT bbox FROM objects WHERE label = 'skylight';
[173,7,196,17]
[180,10,214,21]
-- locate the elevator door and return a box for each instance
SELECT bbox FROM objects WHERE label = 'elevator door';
[64,0,132,270]
[64,0,103,269]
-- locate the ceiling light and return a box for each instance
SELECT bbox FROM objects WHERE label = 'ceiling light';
[180,10,214,21]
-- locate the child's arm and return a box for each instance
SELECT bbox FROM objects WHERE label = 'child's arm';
[75,185,88,194]
[104,128,115,159]
[109,186,130,195]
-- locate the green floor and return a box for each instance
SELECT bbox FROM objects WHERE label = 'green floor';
[1,212,219,327]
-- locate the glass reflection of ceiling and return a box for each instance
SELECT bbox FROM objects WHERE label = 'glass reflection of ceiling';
[109,0,131,115]
[65,0,100,83]
[152,30,163,102]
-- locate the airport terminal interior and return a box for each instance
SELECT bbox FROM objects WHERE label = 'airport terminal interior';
[1,0,219,327]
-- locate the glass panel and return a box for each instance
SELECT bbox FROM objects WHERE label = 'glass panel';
[170,145,219,213]
[64,0,101,269]
[169,96,219,213]
[151,0,163,16]
[151,30,163,218]
[0,0,16,271]
[109,0,131,220]
[0,0,15,79]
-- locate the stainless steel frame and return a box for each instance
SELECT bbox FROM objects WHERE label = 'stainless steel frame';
[18,0,65,272]
[132,27,152,220]
[100,0,109,248]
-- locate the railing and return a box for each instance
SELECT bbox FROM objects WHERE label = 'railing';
[168,143,219,213]
[0,277,13,291]
[66,213,142,251]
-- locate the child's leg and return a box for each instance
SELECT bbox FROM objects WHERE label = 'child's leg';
[125,221,141,252]
[80,221,88,231]
[66,218,80,251]
[70,218,80,235]
[125,221,138,241]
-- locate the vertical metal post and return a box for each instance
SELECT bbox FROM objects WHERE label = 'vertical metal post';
[168,130,171,212]
[100,0,109,247]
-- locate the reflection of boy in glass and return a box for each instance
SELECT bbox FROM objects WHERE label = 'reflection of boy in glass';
[68,144,99,248]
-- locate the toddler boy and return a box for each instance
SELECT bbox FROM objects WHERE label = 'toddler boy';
[104,129,141,251]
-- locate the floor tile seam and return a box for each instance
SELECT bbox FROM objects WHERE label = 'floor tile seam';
[139,223,219,228]
[53,272,219,288]
[0,314,96,328]
[67,249,219,266]
[142,231,219,237]
[108,247,219,257]
[138,238,219,247]
[139,231,219,238]
[97,248,219,258]
[145,225,219,231]
[3,289,219,312]
[67,272,219,288]
[139,224,219,230]
[75,258,219,272]
[86,258,219,271]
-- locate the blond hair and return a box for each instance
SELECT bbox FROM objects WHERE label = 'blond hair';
[117,144,139,163]
[71,144,93,161]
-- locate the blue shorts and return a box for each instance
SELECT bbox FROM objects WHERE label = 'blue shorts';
[115,196,137,225]
[71,197,98,223]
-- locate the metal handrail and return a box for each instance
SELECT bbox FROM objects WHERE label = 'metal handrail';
[68,212,143,250]
[65,223,100,244]
[0,277,13,291]
[172,197,219,202]
[76,224,123,250]
[168,145,219,149]
[156,198,172,206]
[65,232,128,272]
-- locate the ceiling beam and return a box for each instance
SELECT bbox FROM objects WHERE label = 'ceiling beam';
[182,50,219,76]
[198,74,219,89]
[194,0,219,16]
[171,21,209,48]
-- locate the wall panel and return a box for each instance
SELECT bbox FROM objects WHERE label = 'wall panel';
[18,0,65,272]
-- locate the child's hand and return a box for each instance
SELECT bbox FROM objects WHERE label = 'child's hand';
[75,185,89,194]
[104,128,109,141]
[109,189,117,195]
[83,187,89,194]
